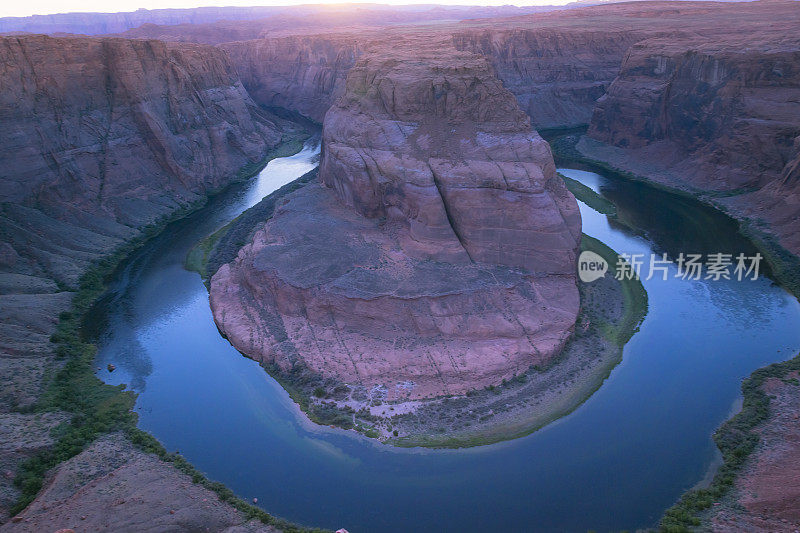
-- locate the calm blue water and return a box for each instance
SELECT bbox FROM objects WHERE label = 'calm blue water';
[89,146,800,532]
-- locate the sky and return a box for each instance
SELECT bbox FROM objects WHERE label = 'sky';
[1,0,573,19]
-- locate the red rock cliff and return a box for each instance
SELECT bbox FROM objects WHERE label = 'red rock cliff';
[210,39,580,401]
[0,34,287,287]
[222,34,364,123]
[320,39,581,272]
[584,28,800,254]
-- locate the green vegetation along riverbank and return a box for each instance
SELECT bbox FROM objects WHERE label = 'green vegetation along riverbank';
[186,167,319,283]
[382,233,648,448]
[660,353,800,532]
[559,172,617,216]
[542,129,800,533]
[546,129,800,297]
[9,135,325,532]
[198,171,649,448]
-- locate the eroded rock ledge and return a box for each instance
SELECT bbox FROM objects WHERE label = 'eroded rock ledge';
[583,30,800,257]
[0,33,293,519]
[210,40,580,401]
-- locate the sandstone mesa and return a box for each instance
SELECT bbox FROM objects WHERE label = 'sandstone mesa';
[210,39,581,400]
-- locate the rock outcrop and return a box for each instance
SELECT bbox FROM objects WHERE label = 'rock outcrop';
[222,35,364,123]
[708,372,800,532]
[211,39,580,400]
[584,28,800,255]
[0,34,291,518]
[0,433,281,532]
[319,40,581,271]
[453,28,645,130]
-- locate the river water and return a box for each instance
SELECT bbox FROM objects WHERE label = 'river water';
[89,140,800,532]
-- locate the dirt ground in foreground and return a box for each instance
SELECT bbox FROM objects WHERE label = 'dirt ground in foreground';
[0,433,282,533]
[707,372,800,533]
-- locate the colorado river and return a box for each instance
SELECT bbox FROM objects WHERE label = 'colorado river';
[88,139,800,532]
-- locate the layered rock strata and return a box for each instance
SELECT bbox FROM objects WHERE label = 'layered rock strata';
[584,31,800,255]
[0,34,289,518]
[222,35,364,123]
[0,34,287,289]
[211,41,581,401]
[453,28,646,130]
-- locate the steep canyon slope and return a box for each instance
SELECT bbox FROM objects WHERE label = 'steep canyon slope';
[210,38,581,401]
[0,35,288,290]
[221,34,365,123]
[583,26,800,257]
[0,33,294,523]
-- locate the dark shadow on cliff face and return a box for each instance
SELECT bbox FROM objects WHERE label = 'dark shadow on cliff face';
[546,131,773,280]
[601,173,765,264]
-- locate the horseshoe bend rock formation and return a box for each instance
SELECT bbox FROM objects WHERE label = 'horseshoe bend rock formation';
[210,43,581,400]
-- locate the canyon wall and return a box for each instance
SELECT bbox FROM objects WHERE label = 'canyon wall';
[0,34,290,517]
[220,25,643,129]
[588,34,800,191]
[215,2,767,132]
[222,24,645,130]
[0,34,287,288]
[222,35,364,123]
[211,39,580,401]
[452,1,800,132]
[453,28,646,130]
[583,31,800,255]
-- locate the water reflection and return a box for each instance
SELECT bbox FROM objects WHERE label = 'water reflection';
[89,138,320,393]
[85,155,800,533]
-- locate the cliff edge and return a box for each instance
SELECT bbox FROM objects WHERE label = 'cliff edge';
[210,39,581,401]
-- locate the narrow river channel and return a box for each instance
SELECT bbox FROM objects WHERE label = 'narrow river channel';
[88,138,800,532]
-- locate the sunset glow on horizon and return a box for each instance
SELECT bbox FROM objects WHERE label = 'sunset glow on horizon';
[1,0,572,19]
